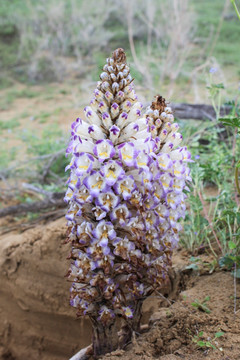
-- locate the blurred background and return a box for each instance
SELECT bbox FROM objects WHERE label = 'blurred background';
[0,1,240,359]
[0,0,239,198]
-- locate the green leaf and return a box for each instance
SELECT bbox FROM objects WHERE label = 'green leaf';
[197,341,206,347]
[222,210,237,217]
[219,116,240,129]
[232,268,240,278]
[228,241,237,250]
[215,332,224,338]
[185,264,199,271]
[206,341,216,349]
[234,256,240,266]
[219,255,234,269]
[191,302,199,308]
[214,83,225,89]
[200,304,211,314]
[189,256,200,262]
[198,331,204,337]
[203,296,210,302]
[191,300,211,313]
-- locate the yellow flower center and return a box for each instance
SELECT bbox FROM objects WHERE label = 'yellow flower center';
[106,170,116,178]
[99,151,108,158]
[123,154,132,160]
[92,180,103,189]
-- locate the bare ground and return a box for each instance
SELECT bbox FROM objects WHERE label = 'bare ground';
[101,271,240,360]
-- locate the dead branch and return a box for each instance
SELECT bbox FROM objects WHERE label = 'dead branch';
[22,182,52,197]
[170,102,232,120]
[0,209,65,235]
[41,152,64,183]
[0,149,65,178]
[0,192,65,218]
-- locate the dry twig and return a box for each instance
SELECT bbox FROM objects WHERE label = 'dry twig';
[0,193,65,218]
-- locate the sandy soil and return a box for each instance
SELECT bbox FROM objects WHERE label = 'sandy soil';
[0,215,239,360]
[0,217,92,360]
[101,271,240,360]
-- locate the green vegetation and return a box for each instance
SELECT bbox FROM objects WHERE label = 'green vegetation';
[18,123,68,181]
[193,0,240,66]
[191,296,211,314]
[192,330,224,351]
[181,110,240,260]
[0,88,39,110]
[0,118,20,132]
[0,145,17,168]
[181,130,239,255]
[0,0,239,88]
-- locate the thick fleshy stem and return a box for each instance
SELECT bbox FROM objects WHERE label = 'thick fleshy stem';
[118,300,143,349]
[90,317,117,358]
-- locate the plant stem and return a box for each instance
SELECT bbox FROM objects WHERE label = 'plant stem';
[231,0,240,21]
[235,160,240,195]
[90,301,143,358]
[198,190,223,255]
[234,262,237,315]
[90,318,117,358]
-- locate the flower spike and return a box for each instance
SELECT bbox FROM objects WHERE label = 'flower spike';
[65,48,191,357]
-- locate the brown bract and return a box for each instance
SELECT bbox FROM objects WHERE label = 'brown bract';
[112,48,127,64]
[151,95,167,114]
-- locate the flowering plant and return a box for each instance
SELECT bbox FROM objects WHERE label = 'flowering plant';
[65,48,191,357]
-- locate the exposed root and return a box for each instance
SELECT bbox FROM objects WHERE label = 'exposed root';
[69,344,93,360]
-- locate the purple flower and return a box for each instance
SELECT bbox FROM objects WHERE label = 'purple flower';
[122,306,134,319]
[110,125,120,136]
[111,102,118,110]
[92,220,116,241]
[113,175,135,200]
[83,171,107,196]
[88,126,94,134]
[93,139,115,162]
[110,204,131,225]
[96,190,119,212]
[118,142,138,167]
[74,152,95,176]
[100,160,125,186]
[113,237,135,260]
[92,206,107,220]
[98,306,115,325]
[209,67,218,74]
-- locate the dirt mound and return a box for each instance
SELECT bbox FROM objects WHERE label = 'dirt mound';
[101,272,240,360]
[0,217,92,360]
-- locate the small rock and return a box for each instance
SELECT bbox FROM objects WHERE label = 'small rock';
[155,338,163,349]
[168,339,182,352]
[149,308,169,324]
[107,349,125,356]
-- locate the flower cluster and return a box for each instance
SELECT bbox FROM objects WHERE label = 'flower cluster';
[65,49,191,326]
